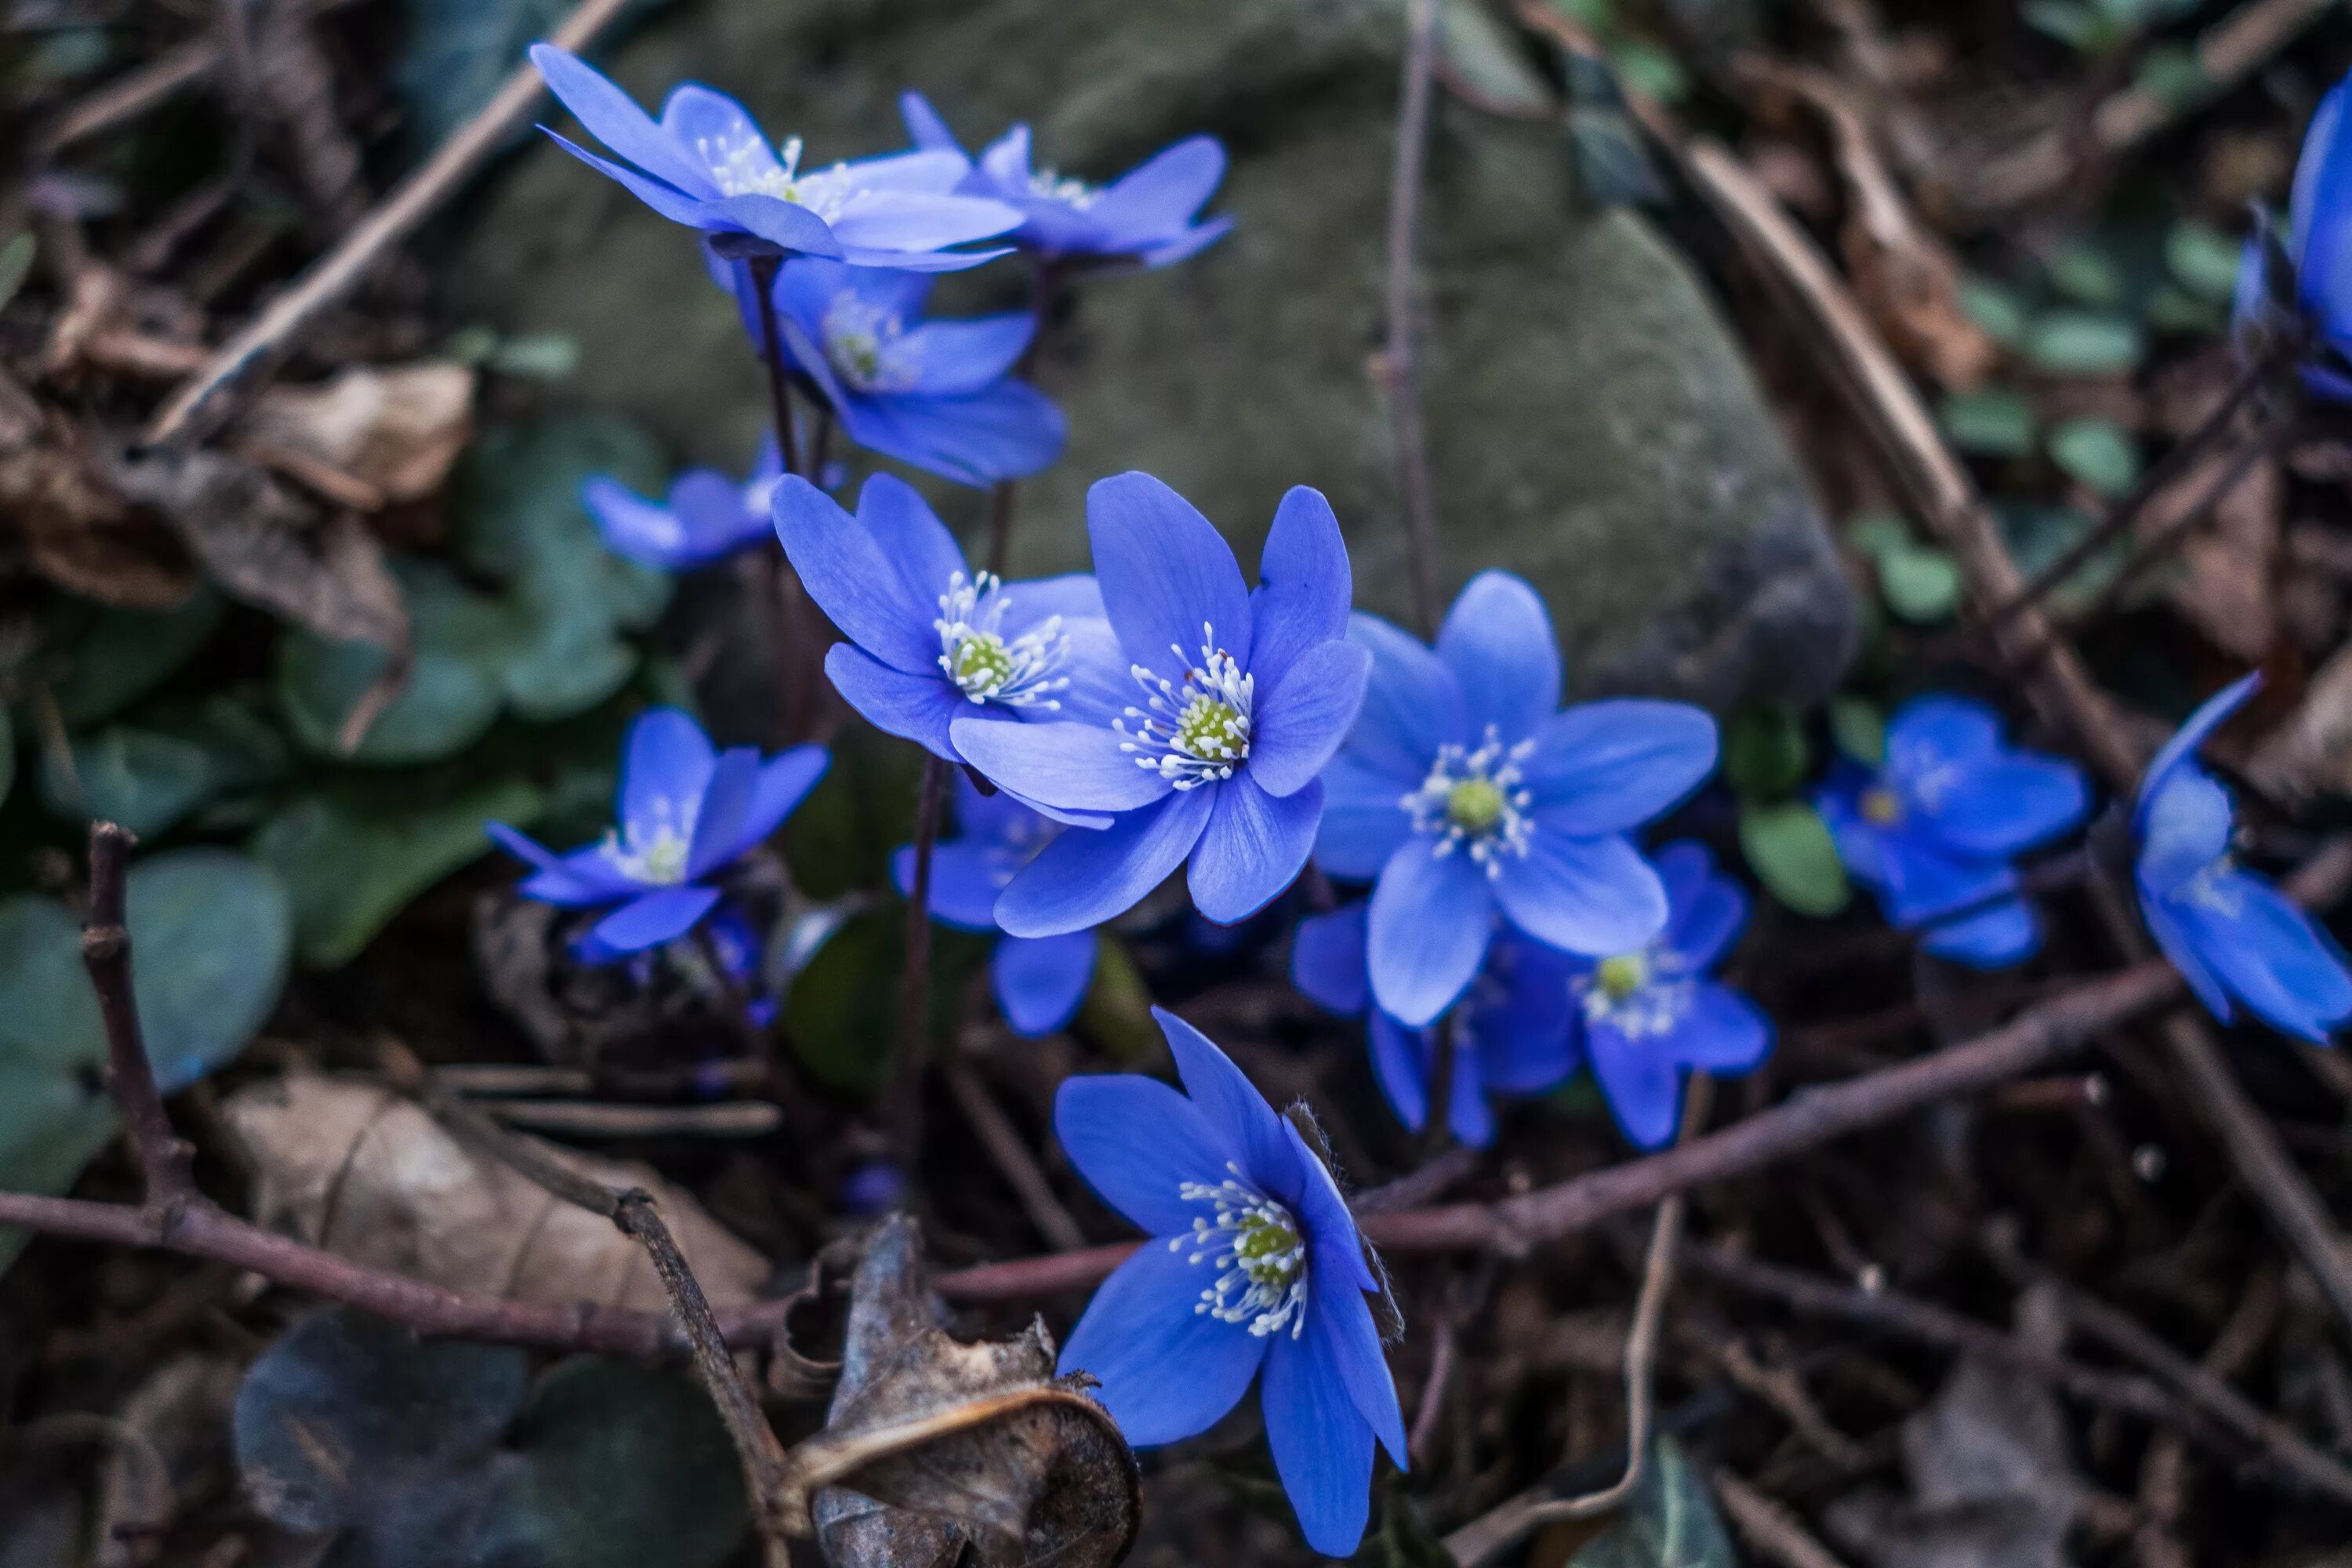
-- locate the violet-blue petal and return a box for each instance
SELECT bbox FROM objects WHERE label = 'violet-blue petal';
[1344,611,1466,782]
[1918,753,2088,858]
[656,82,779,187]
[834,241,1014,274]
[1673,985,1776,1073]
[1584,1022,1683,1150]
[1921,895,2042,968]
[772,476,937,671]
[1261,1316,1378,1558]
[828,644,963,760]
[1469,1000,1576,1096]
[899,89,962,154]
[1314,753,1413,880]
[1157,1006,1303,1206]
[743,745,829,850]
[2166,869,2352,1044]
[583,476,690,567]
[2143,889,2237,1024]
[1086,136,1228,242]
[529,45,715,195]
[837,380,1067,485]
[1249,487,1352,684]
[2292,79,2348,270]
[1287,1138,1403,1458]
[685,748,764,880]
[539,129,724,227]
[895,839,1003,931]
[1250,641,1371,798]
[994,931,1097,1036]
[978,125,1034,187]
[2137,768,2235,899]
[827,191,1023,254]
[1519,702,1719,831]
[1447,1047,1497,1147]
[1053,1243,1268,1446]
[838,148,975,194]
[1368,837,1494,1025]
[1368,1012,1430,1132]
[995,788,1214,937]
[1655,843,1748,969]
[854,471,969,614]
[1885,695,2003,778]
[619,708,716,840]
[1492,831,1667,958]
[1087,472,1254,680]
[1293,903,1370,1015]
[898,313,1036,396]
[1136,216,1234,268]
[952,717,1173,814]
[1055,1071,1245,1236]
[588,886,722,953]
[1437,572,1559,740]
[1190,776,1323,924]
[2137,672,2261,827]
[489,824,632,906]
[670,467,760,554]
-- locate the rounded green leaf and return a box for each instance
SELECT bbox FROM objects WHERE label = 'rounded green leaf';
[1723,705,1809,800]
[1877,543,1963,624]
[2165,220,2244,305]
[124,850,293,1090]
[1740,800,1851,916]
[1829,695,1887,766]
[2024,311,2143,376]
[2047,418,2141,499]
[1939,390,2037,457]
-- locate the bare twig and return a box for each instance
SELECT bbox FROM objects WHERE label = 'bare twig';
[1377,0,1443,637]
[38,41,223,158]
[485,1099,782,1138]
[140,0,635,448]
[82,824,196,1209]
[890,756,951,1169]
[1408,1313,1457,1466]
[942,1057,1088,1250]
[1712,1468,1855,1568]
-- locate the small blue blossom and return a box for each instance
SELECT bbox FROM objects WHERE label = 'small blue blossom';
[2135,673,2352,1044]
[768,260,1065,485]
[1055,1007,1405,1557]
[583,440,780,569]
[1294,902,1576,1148]
[900,92,1232,268]
[1562,841,1773,1149]
[1312,572,1718,1028]
[952,474,1371,935]
[771,470,1125,771]
[894,776,1098,1036]
[1816,695,2088,968]
[572,900,778,1029]
[529,45,1019,268]
[488,707,828,955]
[2234,70,2352,401]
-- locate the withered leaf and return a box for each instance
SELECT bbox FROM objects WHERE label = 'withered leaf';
[793,1215,1139,1568]
[234,362,475,509]
[0,405,196,608]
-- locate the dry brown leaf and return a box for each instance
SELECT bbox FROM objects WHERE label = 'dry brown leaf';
[0,387,197,608]
[234,362,474,509]
[220,1073,769,1314]
[2144,450,2280,662]
[2251,641,2352,803]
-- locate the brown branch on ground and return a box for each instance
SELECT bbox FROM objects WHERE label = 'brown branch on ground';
[81,822,196,1210]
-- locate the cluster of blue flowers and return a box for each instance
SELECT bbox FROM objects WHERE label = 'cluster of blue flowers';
[487,45,2352,1559]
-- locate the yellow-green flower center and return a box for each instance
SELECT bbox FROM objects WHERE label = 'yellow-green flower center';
[1598,951,1649,1000]
[1176,1171,1309,1338]
[1173,695,1248,764]
[1860,786,1903,825]
[1447,778,1506,833]
[1232,1210,1303,1280]
[953,633,1015,691]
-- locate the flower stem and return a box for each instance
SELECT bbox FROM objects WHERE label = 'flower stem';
[1421,1008,1458,1156]
[888,755,951,1167]
[746,253,801,479]
[743,253,826,742]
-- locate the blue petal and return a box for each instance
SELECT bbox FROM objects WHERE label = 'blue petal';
[1368,837,1495,1025]
[742,745,829,851]
[897,313,1036,396]
[1292,903,1370,1016]
[1467,955,1577,1093]
[1054,1241,1268,1446]
[669,467,764,555]
[2292,78,2349,268]
[1343,612,1465,784]
[2137,672,2261,829]
[827,644,963,760]
[587,886,721,953]
[1916,753,2088,858]
[529,45,715,195]
[1921,895,2042,968]
[1250,641,1370,798]
[583,476,691,568]
[996,788,1214,936]
[1870,827,2016,929]
[620,708,717,843]
[1314,753,1413,881]
[835,382,1066,485]
[656,82,781,191]
[1135,216,1234,268]
[771,475,936,671]
[488,823,633,907]
[1157,1006,1305,1207]
[1087,472,1254,681]
[1446,1044,1497,1147]
[2167,869,2352,1044]
[1492,832,1668,958]
[994,931,1097,1036]
[1085,136,1228,245]
[1261,1312,1378,1558]
[855,472,969,619]
[835,242,1015,274]
[951,717,1173,813]
[1437,572,1560,741]
[1289,1149,1402,1468]
[1190,776,1323,924]
[1044,614,1134,729]
[2143,884,2237,1025]
[1584,1020,1683,1149]
[1520,702,1719,832]
[828,191,1023,254]
[2296,82,2352,337]
[686,749,764,880]
[1884,694,2003,779]
[1669,984,1775,1073]
[1369,1012,1432,1134]
[898,89,965,155]
[1055,1072,1246,1236]
[978,125,1034,188]
[535,128,726,230]
[840,148,977,194]
[1000,573,1105,636]
[2138,768,2234,898]
[895,839,1005,931]
[1249,488,1353,689]
[1653,841,1748,971]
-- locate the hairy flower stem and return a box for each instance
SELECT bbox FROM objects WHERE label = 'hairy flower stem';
[745,254,825,742]
[888,755,951,1169]
[1421,1010,1459,1156]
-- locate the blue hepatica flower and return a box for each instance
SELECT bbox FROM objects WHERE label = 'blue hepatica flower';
[953,474,1372,935]
[894,775,1098,1036]
[1816,695,2089,968]
[901,92,1232,268]
[1294,902,1575,1148]
[488,707,828,954]
[529,45,1018,269]
[769,259,1065,485]
[2134,673,2352,1043]
[583,440,779,570]
[2234,69,2352,401]
[772,470,1125,771]
[1055,1007,1405,1557]
[1563,841,1773,1149]
[1313,572,1718,1029]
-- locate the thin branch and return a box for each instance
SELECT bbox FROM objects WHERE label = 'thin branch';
[1378,0,1443,637]
[1711,1468,1855,1568]
[942,1057,1088,1251]
[889,756,950,1169]
[82,823,195,1209]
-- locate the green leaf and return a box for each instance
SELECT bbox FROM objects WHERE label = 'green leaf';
[2134,42,2211,111]
[1073,933,1160,1062]
[2048,243,2126,309]
[1998,502,2126,612]
[1439,0,1556,118]
[397,0,570,147]
[1740,800,1850,916]
[1958,277,2029,347]
[2022,0,2105,49]
[2166,220,2245,305]
[1723,706,1808,800]
[1877,543,1963,623]
[783,909,899,1094]
[2023,311,2144,376]
[42,728,214,838]
[0,233,35,314]
[1567,1438,1738,1568]
[277,561,513,764]
[2047,417,2141,499]
[1828,695,1886,766]
[1939,389,2037,457]
[53,590,226,727]
[1843,511,1913,561]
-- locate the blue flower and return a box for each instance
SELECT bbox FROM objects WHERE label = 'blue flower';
[1294,902,1575,1147]
[900,92,1232,268]
[951,474,1370,935]
[529,45,1019,268]
[1816,695,2088,968]
[583,440,780,569]
[894,776,1098,1036]
[488,707,828,954]
[768,259,1065,485]
[1054,1007,1405,1557]
[772,470,1126,773]
[1312,572,1717,1029]
[1562,841,1773,1149]
[2134,673,2352,1043]
[2234,71,2352,401]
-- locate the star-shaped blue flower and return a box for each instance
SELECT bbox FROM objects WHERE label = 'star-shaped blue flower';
[1294,901,1576,1148]
[766,259,1065,485]
[893,776,1098,1037]
[1815,695,2088,967]
[772,471,1125,774]
[900,92,1232,268]
[529,45,1019,268]
[1055,1007,1405,1558]
[2135,673,2352,1043]
[952,474,1371,935]
[2234,70,2352,401]
[1562,841,1773,1149]
[488,707,827,954]
[1312,572,1718,1029]
[583,440,779,570]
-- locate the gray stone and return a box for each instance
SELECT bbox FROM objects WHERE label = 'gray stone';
[451,0,1857,709]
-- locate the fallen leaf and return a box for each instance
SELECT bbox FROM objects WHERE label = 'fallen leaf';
[234,362,475,508]
[2141,447,2279,661]
[219,1073,769,1313]
[2251,639,2352,803]
[0,390,195,608]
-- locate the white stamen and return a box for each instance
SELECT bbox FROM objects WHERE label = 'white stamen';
[1402,724,1537,877]
[600,795,699,886]
[822,290,925,393]
[1169,1164,1308,1338]
[1029,166,1101,209]
[1113,623,1254,789]
[935,571,1070,708]
[1572,944,1697,1040]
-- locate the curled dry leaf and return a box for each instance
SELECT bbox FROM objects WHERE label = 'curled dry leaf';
[789,1214,1140,1568]
[220,1072,768,1314]
[2252,641,2352,803]
[2143,448,2280,662]
[0,372,197,608]
[234,362,475,510]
